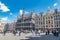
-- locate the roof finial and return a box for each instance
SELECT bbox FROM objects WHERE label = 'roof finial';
[48,6,50,11]
[47,6,52,13]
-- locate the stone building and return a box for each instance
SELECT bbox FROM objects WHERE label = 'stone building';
[53,8,60,30]
[16,10,36,30]
[0,18,5,32]
[44,7,54,32]
[16,8,60,32]
[44,8,60,31]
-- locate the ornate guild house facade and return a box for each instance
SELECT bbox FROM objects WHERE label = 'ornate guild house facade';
[16,8,60,32]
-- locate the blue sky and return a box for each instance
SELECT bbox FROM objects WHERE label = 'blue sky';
[0,0,60,23]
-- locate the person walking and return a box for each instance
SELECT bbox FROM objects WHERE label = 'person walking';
[4,31,6,36]
[35,29,38,36]
[47,30,50,34]
[45,30,47,35]
[13,30,16,36]
[56,30,59,37]
[19,30,21,36]
[53,30,56,36]
[38,30,41,36]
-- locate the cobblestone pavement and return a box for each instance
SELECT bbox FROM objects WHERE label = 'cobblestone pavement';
[0,33,31,40]
[21,33,60,40]
[0,33,60,40]
[25,34,60,40]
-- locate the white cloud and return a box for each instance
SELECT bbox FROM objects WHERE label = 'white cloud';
[20,10,23,15]
[0,2,10,12]
[20,10,29,15]
[2,17,8,21]
[54,3,58,7]
[10,12,13,15]
[25,11,29,14]
[10,12,17,18]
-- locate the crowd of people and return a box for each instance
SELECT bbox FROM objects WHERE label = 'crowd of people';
[2,29,60,37]
[46,30,59,37]
[52,30,59,37]
[3,29,41,36]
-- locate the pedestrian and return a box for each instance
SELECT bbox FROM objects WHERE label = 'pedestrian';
[19,31,21,36]
[4,31,6,36]
[52,30,53,34]
[47,30,50,34]
[38,30,41,36]
[31,30,34,34]
[46,31,47,35]
[54,30,56,36]
[13,30,16,36]
[35,29,38,36]
[45,30,47,35]
[56,30,59,37]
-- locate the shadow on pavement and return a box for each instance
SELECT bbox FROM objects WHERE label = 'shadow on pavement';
[20,34,60,40]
